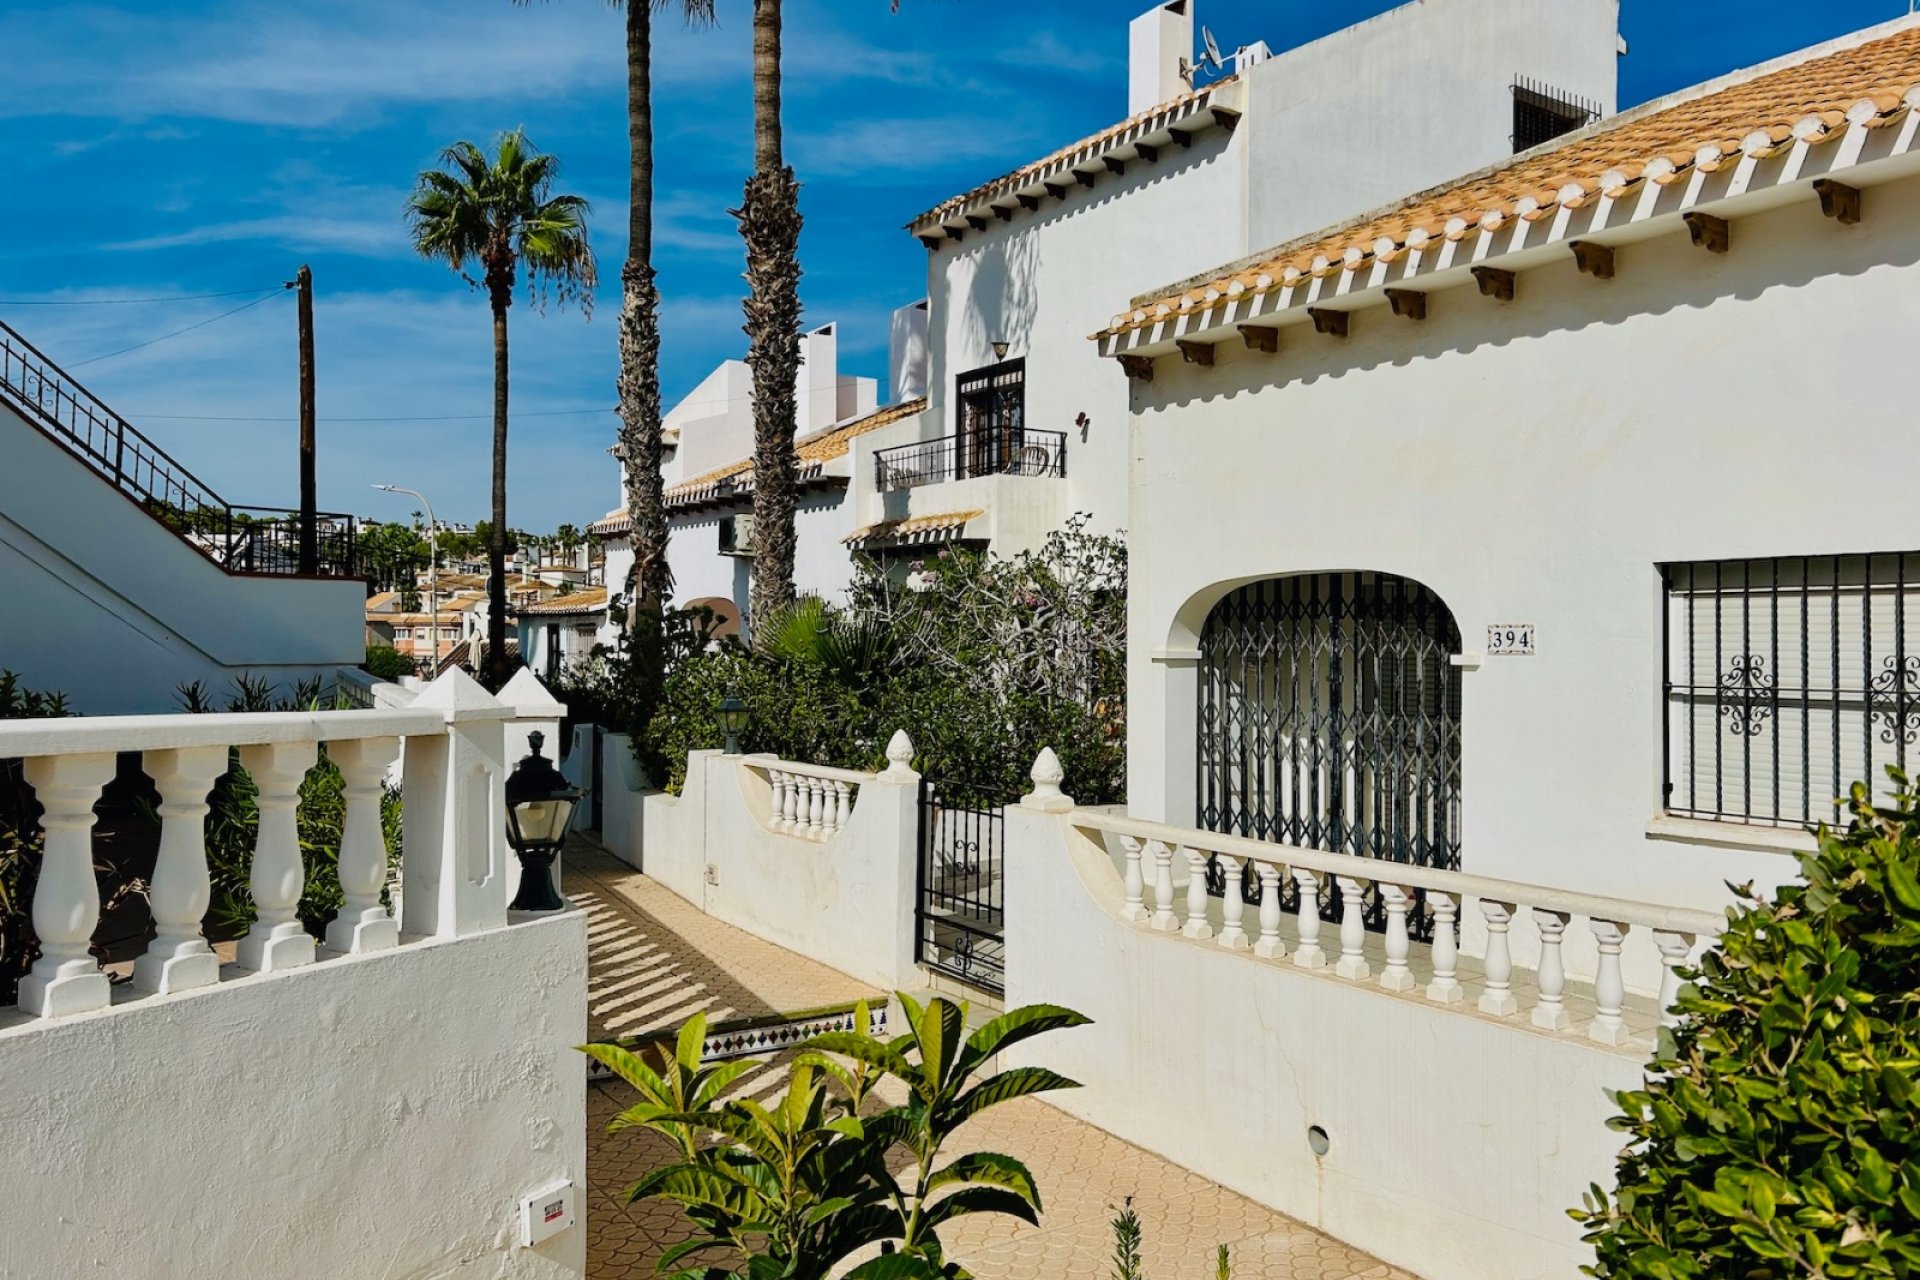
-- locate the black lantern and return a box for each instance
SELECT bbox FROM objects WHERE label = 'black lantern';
[504,731,580,912]
[715,695,749,755]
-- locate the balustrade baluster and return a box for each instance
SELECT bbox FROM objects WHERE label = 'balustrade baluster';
[236,741,319,973]
[1292,869,1327,969]
[808,779,828,840]
[17,753,117,1017]
[1150,841,1178,932]
[783,772,801,834]
[1119,837,1148,923]
[1217,858,1249,950]
[832,781,851,834]
[1530,909,1572,1030]
[1588,920,1631,1045]
[1333,875,1371,980]
[1425,891,1464,1004]
[134,745,228,994]
[1652,929,1695,1029]
[1378,884,1415,991]
[1477,900,1519,1016]
[769,770,789,833]
[1181,848,1213,940]
[325,737,402,955]
[1253,865,1286,959]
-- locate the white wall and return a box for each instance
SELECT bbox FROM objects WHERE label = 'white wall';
[1003,803,1641,1280]
[666,486,859,635]
[0,911,587,1278]
[1124,172,1920,914]
[1240,0,1619,252]
[915,0,1618,548]
[0,402,365,713]
[615,750,922,991]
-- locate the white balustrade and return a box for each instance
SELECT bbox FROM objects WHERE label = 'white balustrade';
[1182,848,1213,940]
[1216,857,1249,951]
[741,756,871,841]
[1119,836,1148,923]
[1,669,566,1020]
[1072,810,1723,1048]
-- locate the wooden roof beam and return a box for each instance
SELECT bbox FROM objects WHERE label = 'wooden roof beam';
[1570,240,1616,278]
[1471,266,1516,302]
[1075,169,1097,189]
[1044,182,1070,200]
[1238,325,1280,353]
[1117,354,1155,382]
[1104,156,1127,176]
[1813,178,1862,225]
[1175,339,1215,367]
[1308,308,1350,339]
[1384,289,1427,321]
[1212,107,1242,134]
[1683,211,1730,254]
[1135,143,1160,163]
[1017,193,1041,211]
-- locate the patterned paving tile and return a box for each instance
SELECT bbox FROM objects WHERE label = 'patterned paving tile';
[567,834,1420,1280]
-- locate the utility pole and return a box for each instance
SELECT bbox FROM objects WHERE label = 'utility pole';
[293,264,317,574]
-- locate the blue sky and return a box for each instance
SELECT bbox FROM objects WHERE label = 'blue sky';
[1,0,1912,531]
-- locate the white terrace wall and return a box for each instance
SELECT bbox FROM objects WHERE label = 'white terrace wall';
[0,671,587,1277]
[1003,799,1702,1280]
[0,913,586,1279]
[615,747,921,991]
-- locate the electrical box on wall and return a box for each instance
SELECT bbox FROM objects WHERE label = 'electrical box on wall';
[519,1179,575,1247]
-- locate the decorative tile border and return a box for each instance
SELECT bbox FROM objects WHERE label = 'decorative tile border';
[587,1002,889,1081]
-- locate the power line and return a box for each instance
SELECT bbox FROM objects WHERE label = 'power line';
[133,406,615,423]
[0,286,285,306]
[67,291,290,369]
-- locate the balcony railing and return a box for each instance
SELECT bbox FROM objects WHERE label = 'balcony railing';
[0,317,359,578]
[1,669,565,1019]
[874,429,1066,491]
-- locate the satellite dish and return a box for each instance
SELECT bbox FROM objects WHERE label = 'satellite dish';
[1201,25,1225,71]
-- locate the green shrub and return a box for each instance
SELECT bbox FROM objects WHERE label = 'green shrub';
[1571,773,1920,1277]
[586,994,1091,1277]
[362,644,418,681]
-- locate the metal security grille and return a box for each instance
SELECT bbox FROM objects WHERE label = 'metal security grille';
[1663,553,1920,828]
[1511,76,1601,152]
[915,776,1009,994]
[1198,574,1463,930]
[954,359,1026,480]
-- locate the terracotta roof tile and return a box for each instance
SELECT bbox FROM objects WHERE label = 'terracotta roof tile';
[650,397,928,511]
[1099,22,1920,340]
[841,509,984,549]
[517,586,609,617]
[908,82,1238,231]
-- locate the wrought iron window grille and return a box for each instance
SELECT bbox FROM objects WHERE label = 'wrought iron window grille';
[1511,76,1601,153]
[1662,552,1920,829]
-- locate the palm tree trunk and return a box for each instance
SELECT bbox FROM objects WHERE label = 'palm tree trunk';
[742,0,802,632]
[489,290,511,690]
[618,0,672,620]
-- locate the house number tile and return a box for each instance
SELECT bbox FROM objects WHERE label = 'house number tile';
[1486,624,1535,656]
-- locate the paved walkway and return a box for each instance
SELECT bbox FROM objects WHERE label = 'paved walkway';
[565,836,1416,1280]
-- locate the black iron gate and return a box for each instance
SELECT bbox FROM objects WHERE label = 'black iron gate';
[915,775,1008,994]
[1197,572,1463,932]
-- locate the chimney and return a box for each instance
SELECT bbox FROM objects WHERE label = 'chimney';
[888,299,930,403]
[1129,1,1193,115]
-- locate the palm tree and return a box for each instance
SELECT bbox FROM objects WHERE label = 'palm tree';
[405,129,596,689]
[514,0,712,621]
[740,0,804,631]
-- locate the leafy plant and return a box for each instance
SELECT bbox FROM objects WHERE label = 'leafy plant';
[1571,770,1920,1278]
[363,644,418,681]
[1111,1198,1145,1280]
[588,994,1092,1277]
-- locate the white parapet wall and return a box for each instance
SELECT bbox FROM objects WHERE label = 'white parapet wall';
[0,911,586,1278]
[620,739,922,991]
[0,669,588,1277]
[1002,784,1723,1280]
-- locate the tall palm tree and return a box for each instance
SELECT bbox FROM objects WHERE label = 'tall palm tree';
[515,0,713,620]
[740,0,804,630]
[406,129,596,689]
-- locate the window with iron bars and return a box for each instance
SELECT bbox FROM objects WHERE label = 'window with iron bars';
[1511,76,1600,153]
[1663,552,1920,829]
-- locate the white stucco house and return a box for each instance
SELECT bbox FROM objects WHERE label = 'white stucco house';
[0,318,365,711]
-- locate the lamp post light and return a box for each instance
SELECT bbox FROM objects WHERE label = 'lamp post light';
[504,731,580,913]
[715,695,749,756]
[374,483,440,669]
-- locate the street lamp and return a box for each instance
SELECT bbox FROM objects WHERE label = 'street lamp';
[504,731,580,913]
[991,339,1011,360]
[373,483,440,670]
[715,695,749,756]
